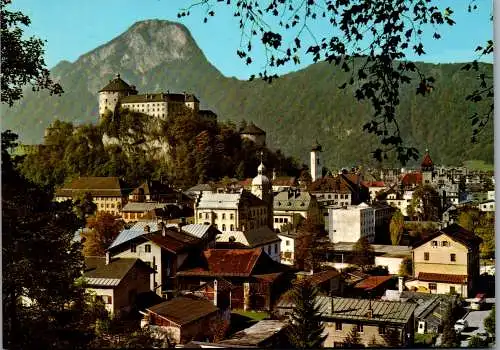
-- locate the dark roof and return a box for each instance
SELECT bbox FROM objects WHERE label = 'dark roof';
[99,74,133,92]
[309,174,356,193]
[198,110,217,118]
[361,181,386,187]
[354,275,393,291]
[83,256,152,287]
[272,177,297,187]
[120,92,187,104]
[177,248,262,277]
[193,278,235,292]
[306,269,340,286]
[55,177,124,197]
[147,295,218,326]
[412,223,482,249]
[417,272,468,284]
[240,123,265,135]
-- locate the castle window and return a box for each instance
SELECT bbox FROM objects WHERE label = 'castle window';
[230,224,234,231]
[222,224,226,231]
[230,213,234,220]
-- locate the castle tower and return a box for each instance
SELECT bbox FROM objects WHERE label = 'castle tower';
[421,148,435,185]
[98,73,137,119]
[251,153,274,229]
[310,140,322,182]
[240,122,266,148]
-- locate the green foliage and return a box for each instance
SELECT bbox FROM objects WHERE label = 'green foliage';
[484,305,495,335]
[458,211,475,232]
[286,279,327,348]
[353,237,374,270]
[73,192,98,220]
[398,256,413,277]
[408,185,441,221]
[2,23,494,169]
[2,131,91,349]
[440,301,460,348]
[1,0,63,106]
[389,210,404,245]
[458,208,494,259]
[468,335,489,348]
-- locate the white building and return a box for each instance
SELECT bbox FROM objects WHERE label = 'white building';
[328,203,375,243]
[479,199,495,212]
[277,231,297,265]
[310,140,322,182]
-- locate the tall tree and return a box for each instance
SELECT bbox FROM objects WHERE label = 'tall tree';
[352,237,374,271]
[294,216,323,271]
[286,279,327,348]
[1,0,63,106]
[180,1,493,163]
[2,131,88,349]
[389,210,404,245]
[458,211,475,232]
[440,301,460,348]
[86,212,124,248]
[408,185,441,221]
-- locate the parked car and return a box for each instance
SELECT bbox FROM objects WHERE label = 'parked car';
[454,319,468,333]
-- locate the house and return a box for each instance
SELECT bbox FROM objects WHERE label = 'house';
[405,224,482,297]
[177,248,289,311]
[194,190,269,232]
[82,254,153,315]
[271,175,297,193]
[374,252,411,275]
[215,226,281,262]
[189,278,235,309]
[276,296,416,347]
[351,275,395,297]
[277,230,297,265]
[361,181,388,203]
[217,320,290,348]
[309,173,364,206]
[54,176,128,216]
[400,172,422,191]
[479,199,495,212]
[108,221,217,297]
[240,122,266,148]
[300,269,342,296]
[121,202,169,222]
[327,203,375,243]
[128,180,183,203]
[145,295,220,344]
[273,188,321,232]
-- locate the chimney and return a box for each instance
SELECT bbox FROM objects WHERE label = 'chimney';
[398,276,404,293]
[106,251,110,265]
[213,279,218,306]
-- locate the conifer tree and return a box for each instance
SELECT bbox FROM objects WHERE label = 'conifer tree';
[441,301,460,348]
[286,279,327,348]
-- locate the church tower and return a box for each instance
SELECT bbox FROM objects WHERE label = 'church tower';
[251,153,274,229]
[310,140,322,182]
[421,148,435,185]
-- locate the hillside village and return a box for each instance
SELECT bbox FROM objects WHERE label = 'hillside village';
[29,75,495,348]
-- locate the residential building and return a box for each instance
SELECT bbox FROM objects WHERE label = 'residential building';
[108,221,217,297]
[309,173,364,206]
[385,189,414,217]
[177,248,288,311]
[406,224,482,297]
[82,255,153,315]
[271,174,297,193]
[277,231,297,265]
[273,188,321,232]
[216,226,281,262]
[328,203,375,243]
[479,199,495,212]
[121,202,169,222]
[54,176,128,216]
[276,297,416,347]
[240,122,266,148]
[194,190,269,232]
[145,295,220,344]
[361,181,387,203]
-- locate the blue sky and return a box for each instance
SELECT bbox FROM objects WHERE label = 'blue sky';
[13,0,493,79]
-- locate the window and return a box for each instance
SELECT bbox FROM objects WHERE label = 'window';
[442,241,449,247]
[274,243,278,253]
[145,244,151,253]
[431,241,438,247]
[131,244,137,253]
[279,218,284,223]
[205,213,209,219]
[335,322,342,331]
[230,224,234,231]
[199,213,202,219]
[267,246,271,254]
[424,252,429,261]
[429,283,437,290]
[222,213,226,220]
[284,218,289,223]
[450,253,456,262]
[286,240,290,246]
[378,326,386,334]
[356,324,364,333]
[230,213,234,220]
[450,286,456,294]
[275,218,279,223]
[222,224,226,231]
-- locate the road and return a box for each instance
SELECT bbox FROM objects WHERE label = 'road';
[459,307,492,347]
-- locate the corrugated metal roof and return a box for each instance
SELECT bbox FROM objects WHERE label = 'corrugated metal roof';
[84,277,121,287]
[180,224,212,239]
[108,220,160,249]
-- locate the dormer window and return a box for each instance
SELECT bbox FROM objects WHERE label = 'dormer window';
[442,241,449,247]
[431,241,438,247]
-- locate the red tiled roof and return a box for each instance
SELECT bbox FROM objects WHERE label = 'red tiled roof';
[309,175,353,193]
[417,272,468,284]
[306,269,340,286]
[361,181,386,188]
[400,172,422,186]
[354,275,393,290]
[421,151,434,168]
[273,177,297,187]
[178,248,262,277]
